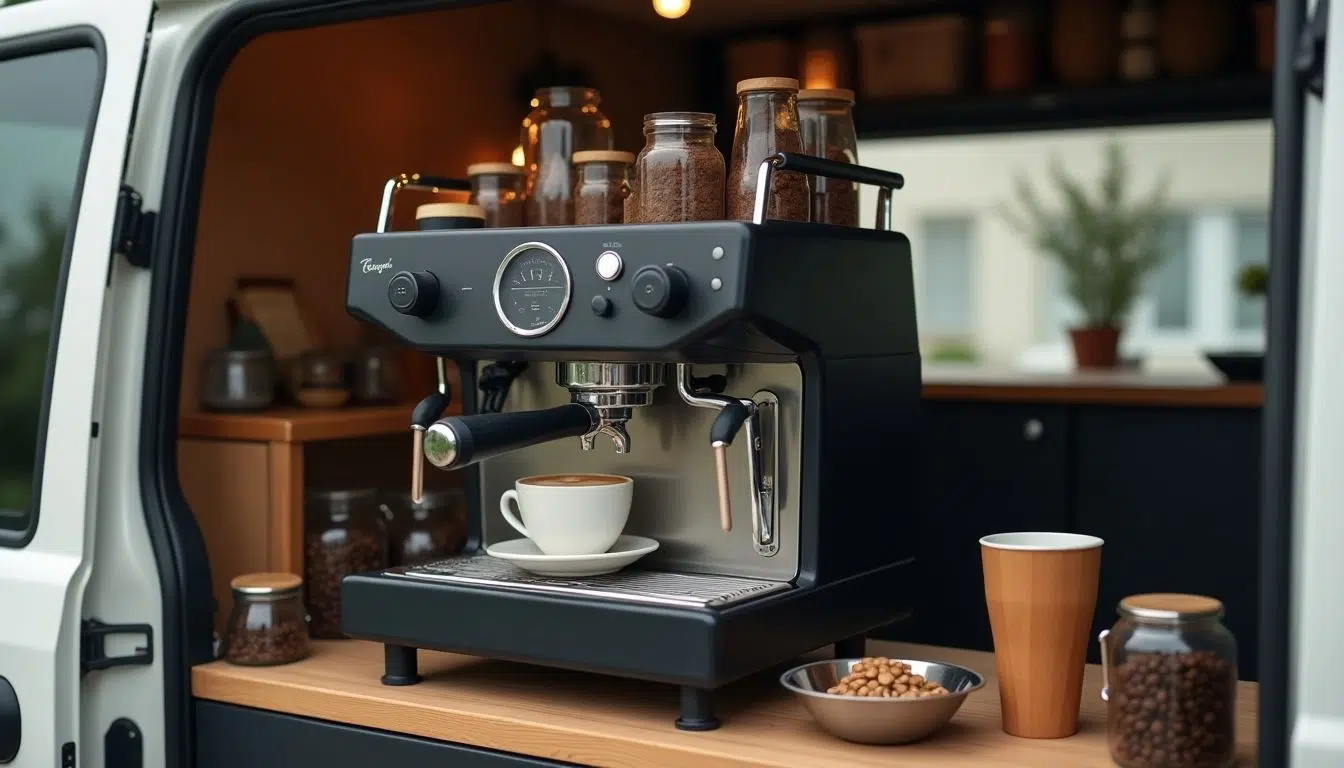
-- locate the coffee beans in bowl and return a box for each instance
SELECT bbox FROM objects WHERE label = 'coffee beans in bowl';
[1101,594,1238,768]
[220,572,310,666]
[781,657,984,745]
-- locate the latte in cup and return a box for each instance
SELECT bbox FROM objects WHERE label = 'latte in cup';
[499,473,633,556]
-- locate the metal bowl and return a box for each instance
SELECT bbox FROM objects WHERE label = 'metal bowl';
[780,658,985,745]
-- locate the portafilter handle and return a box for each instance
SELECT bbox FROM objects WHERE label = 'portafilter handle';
[422,404,598,472]
[376,172,473,233]
[751,152,906,231]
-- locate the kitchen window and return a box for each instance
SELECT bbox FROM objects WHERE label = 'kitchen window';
[917,216,976,348]
[0,46,100,536]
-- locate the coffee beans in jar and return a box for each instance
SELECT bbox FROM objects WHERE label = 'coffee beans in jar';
[304,488,387,639]
[827,658,951,698]
[625,112,725,224]
[727,77,809,223]
[383,488,467,567]
[1100,594,1238,768]
[572,150,635,225]
[220,572,310,666]
[797,88,860,227]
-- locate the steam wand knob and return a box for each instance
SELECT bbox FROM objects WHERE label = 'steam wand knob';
[708,401,752,533]
[409,391,451,503]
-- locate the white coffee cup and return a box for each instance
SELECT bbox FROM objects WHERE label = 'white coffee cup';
[499,473,633,556]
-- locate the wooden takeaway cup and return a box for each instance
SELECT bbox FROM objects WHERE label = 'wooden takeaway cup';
[980,532,1104,739]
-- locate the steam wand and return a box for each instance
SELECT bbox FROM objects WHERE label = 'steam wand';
[408,358,453,503]
[709,402,751,532]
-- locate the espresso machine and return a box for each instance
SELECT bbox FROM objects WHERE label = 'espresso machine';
[342,154,920,730]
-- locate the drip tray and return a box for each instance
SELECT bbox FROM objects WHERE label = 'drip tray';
[389,554,793,608]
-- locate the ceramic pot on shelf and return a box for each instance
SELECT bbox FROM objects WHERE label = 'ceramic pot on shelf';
[1158,0,1233,77]
[1069,326,1122,369]
[1052,0,1120,86]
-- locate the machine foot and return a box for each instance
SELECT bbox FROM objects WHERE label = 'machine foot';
[380,644,422,686]
[675,686,721,731]
[835,634,867,659]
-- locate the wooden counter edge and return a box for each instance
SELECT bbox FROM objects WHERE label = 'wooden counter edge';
[922,382,1264,408]
[191,639,1259,768]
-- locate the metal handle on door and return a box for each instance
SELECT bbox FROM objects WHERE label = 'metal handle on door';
[1024,419,1043,441]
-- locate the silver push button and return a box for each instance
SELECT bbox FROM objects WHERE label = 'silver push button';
[596,250,624,281]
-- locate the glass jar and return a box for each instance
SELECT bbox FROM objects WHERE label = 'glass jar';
[292,349,349,409]
[200,348,275,412]
[382,488,468,567]
[571,150,634,225]
[1100,594,1238,768]
[349,345,401,404]
[467,163,527,227]
[797,88,860,227]
[303,488,387,639]
[626,112,725,224]
[727,77,809,223]
[520,86,614,226]
[220,572,310,666]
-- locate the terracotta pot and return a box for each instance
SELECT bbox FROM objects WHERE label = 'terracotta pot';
[1159,0,1234,77]
[1052,0,1120,86]
[1069,326,1122,369]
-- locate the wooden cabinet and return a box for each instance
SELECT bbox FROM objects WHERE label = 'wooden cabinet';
[1074,406,1262,679]
[878,402,1071,651]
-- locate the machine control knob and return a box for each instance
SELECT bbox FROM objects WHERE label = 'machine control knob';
[631,265,689,318]
[388,270,440,317]
[591,295,613,317]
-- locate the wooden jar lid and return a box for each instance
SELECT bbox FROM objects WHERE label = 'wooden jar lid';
[231,572,303,596]
[466,162,525,176]
[798,88,855,103]
[736,76,800,94]
[1120,593,1224,621]
[571,150,636,165]
[416,202,486,220]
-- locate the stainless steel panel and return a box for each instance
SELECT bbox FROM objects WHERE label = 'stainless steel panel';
[473,361,803,581]
[393,554,793,608]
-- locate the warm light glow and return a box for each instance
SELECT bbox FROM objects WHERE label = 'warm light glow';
[512,145,525,167]
[652,0,690,20]
[802,48,839,90]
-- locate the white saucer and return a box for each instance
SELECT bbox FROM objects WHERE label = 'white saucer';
[485,535,660,577]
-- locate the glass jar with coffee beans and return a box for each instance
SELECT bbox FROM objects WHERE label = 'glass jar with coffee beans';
[727,77,809,223]
[304,488,387,639]
[1099,593,1238,768]
[797,88,860,227]
[466,162,527,228]
[382,488,467,567]
[572,150,635,225]
[220,572,311,666]
[626,112,725,224]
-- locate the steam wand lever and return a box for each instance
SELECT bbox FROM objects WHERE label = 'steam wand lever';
[408,358,454,503]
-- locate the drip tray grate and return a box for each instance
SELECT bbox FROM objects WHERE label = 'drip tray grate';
[389,554,792,608]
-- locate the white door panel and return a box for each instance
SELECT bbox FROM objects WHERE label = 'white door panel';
[0,1,155,765]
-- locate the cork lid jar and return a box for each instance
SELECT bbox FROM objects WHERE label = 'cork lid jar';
[220,572,310,667]
[727,77,808,223]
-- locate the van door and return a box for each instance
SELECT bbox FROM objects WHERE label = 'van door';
[0,0,155,765]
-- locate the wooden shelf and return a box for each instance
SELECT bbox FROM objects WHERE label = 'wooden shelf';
[923,383,1264,408]
[854,74,1273,139]
[180,403,441,443]
[193,638,1259,767]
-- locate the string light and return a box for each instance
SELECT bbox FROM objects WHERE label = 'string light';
[652,0,690,20]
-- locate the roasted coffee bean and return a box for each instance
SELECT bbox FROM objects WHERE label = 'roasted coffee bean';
[627,144,725,223]
[1109,650,1236,767]
[304,528,385,639]
[224,619,309,666]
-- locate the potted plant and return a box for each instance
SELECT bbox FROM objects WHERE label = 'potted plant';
[1002,142,1171,369]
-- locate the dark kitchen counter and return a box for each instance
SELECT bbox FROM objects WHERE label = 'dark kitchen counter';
[921,367,1262,408]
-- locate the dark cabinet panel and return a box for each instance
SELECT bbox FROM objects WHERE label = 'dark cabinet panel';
[1074,407,1262,680]
[876,402,1070,652]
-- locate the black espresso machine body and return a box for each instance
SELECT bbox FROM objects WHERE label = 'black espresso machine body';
[340,156,921,730]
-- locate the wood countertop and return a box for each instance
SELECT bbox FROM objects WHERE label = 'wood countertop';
[192,639,1259,767]
[922,367,1263,408]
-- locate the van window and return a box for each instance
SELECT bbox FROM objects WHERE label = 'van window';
[0,46,100,543]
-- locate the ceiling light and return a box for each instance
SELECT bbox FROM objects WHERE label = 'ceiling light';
[652,0,690,20]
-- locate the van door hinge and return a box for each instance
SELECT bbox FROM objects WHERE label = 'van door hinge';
[111,185,155,270]
[105,719,142,768]
[1297,0,1329,98]
[81,619,154,674]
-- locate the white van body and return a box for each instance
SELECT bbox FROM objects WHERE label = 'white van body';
[0,0,1339,766]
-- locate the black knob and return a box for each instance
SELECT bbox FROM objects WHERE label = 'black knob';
[388,270,440,317]
[631,265,689,318]
[591,295,613,317]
